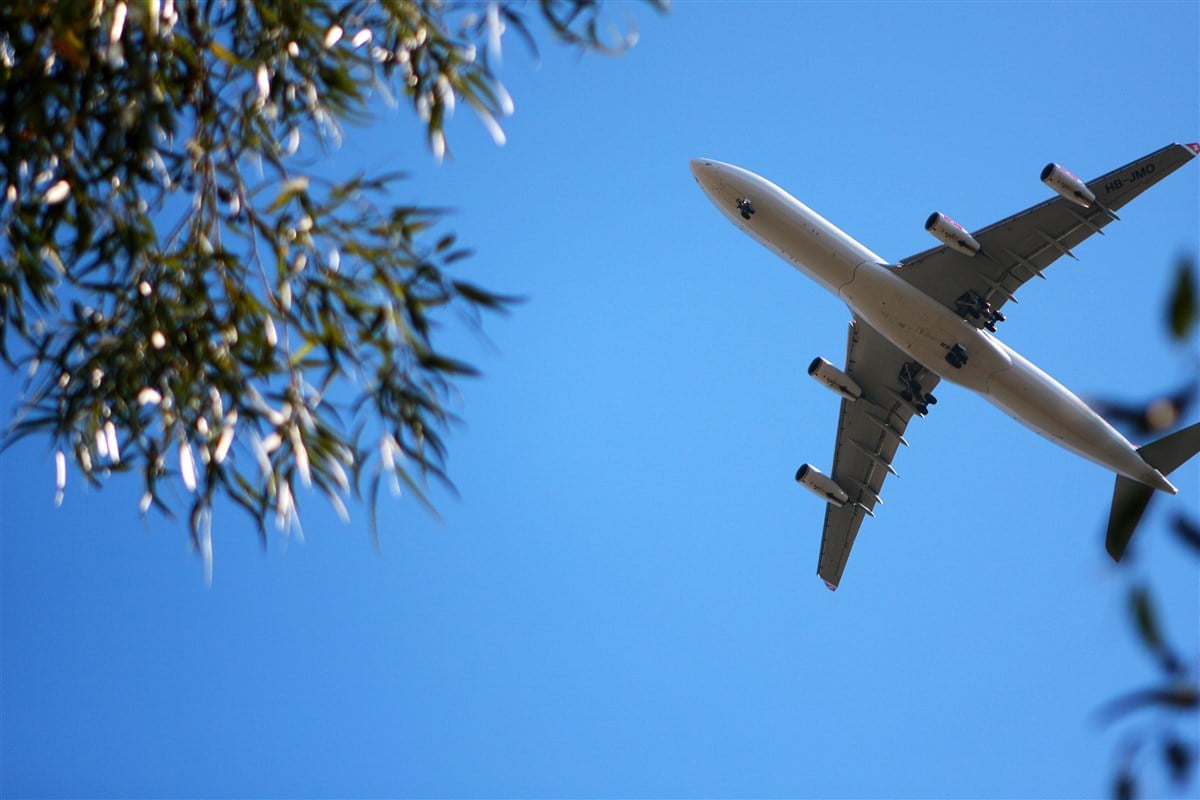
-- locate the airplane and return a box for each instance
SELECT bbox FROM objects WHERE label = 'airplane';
[689,143,1200,591]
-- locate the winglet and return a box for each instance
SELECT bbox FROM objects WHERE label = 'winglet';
[823,580,838,592]
[1185,143,1200,157]
[1105,422,1200,561]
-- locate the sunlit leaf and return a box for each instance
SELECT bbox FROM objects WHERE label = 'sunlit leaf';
[208,40,239,65]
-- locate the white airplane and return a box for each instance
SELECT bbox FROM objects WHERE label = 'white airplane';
[690,143,1200,591]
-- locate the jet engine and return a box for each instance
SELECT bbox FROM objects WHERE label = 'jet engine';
[795,464,849,507]
[807,357,862,401]
[924,212,980,256]
[1040,163,1096,208]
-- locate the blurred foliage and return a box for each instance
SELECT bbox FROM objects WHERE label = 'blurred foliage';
[1094,258,1199,800]
[0,0,663,576]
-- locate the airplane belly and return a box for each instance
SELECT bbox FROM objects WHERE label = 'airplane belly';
[983,344,1159,483]
[841,262,1161,486]
[837,262,1012,392]
[752,208,857,294]
[840,264,1156,480]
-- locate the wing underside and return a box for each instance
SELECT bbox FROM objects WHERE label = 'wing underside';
[895,143,1198,317]
[817,318,939,590]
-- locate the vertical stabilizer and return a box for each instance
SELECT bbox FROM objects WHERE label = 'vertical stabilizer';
[1106,422,1200,561]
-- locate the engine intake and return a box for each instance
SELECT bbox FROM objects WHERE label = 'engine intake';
[1041,163,1096,208]
[925,212,980,256]
[795,464,849,507]
[808,357,862,401]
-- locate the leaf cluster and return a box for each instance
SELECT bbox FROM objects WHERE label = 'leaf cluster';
[0,0,661,574]
[1093,259,1200,800]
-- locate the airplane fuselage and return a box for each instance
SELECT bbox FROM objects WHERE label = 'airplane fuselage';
[690,159,1175,493]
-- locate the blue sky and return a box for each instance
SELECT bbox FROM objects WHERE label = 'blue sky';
[2,2,1198,797]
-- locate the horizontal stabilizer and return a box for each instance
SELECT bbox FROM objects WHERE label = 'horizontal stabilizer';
[1138,421,1200,476]
[1106,422,1200,561]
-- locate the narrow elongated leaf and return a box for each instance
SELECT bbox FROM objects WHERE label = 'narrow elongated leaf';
[1167,260,1198,341]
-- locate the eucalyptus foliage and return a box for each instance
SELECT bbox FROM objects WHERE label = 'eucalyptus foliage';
[0,0,659,574]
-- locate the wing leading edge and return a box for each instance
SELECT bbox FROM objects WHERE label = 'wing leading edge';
[817,318,940,590]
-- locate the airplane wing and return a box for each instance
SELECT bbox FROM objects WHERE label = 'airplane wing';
[817,317,940,590]
[894,143,1199,317]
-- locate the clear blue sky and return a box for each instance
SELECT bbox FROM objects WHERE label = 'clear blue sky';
[2,2,1198,797]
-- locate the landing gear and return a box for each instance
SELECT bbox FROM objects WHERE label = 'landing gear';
[945,344,969,369]
[736,197,756,220]
[954,290,1005,331]
[899,362,936,416]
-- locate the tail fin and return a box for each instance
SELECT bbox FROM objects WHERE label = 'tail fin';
[1106,422,1200,561]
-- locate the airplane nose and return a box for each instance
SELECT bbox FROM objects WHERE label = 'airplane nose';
[690,160,726,199]
[689,159,717,180]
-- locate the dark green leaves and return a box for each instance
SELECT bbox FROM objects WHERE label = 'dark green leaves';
[0,0,660,574]
[1167,258,1198,342]
[1096,254,1199,799]
[1101,579,1199,799]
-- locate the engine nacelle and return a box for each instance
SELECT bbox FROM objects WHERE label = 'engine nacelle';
[1040,163,1096,208]
[924,212,981,257]
[795,464,849,507]
[807,357,862,401]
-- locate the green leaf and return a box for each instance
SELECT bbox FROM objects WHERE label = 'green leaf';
[1096,684,1200,725]
[266,177,310,213]
[418,352,480,377]
[1166,260,1198,341]
[452,280,521,310]
[1170,513,1200,555]
[1129,586,1165,653]
[1163,738,1193,785]
[208,41,241,66]
[1114,770,1135,800]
